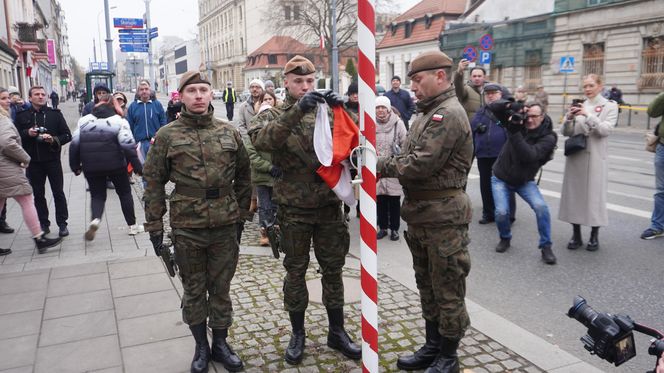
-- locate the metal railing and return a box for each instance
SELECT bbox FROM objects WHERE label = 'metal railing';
[16,23,39,43]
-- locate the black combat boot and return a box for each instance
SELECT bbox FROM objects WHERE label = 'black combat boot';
[326,308,361,360]
[189,323,211,373]
[34,235,62,254]
[424,337,461,373]
[567,224,583,250]
[397,320,441,370]
[284,311,306,365]
[587,226,599,251]
[211,329,243,372]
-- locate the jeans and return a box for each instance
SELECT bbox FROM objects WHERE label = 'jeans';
[256,185,276,228]
[477,157,515,220]
[225,102,234,121]
[85,170,136,226]
[377,195,400,231]
[26,160,68,228]
[650,143,664,231]
[139,140,151,163]
[491,175,551,248]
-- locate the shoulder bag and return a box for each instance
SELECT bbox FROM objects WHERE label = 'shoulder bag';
[564,134,586,156]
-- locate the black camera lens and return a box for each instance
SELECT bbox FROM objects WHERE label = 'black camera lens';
[568,296,599,327]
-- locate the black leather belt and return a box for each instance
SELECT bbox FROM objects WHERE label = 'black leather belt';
[282,172,324,183]
[175,185,232,199]
[405,189,462,200]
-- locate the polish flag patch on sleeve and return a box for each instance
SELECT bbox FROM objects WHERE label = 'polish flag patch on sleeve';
[432,114,444,122]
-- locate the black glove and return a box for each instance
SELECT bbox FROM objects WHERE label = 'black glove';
[323,90,344,107]
[149,231,164,256]
[506,119,522,134]
[298,91,325,112]
[269,165,282,178]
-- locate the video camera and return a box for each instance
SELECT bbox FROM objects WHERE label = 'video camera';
[486,98,526,129]
[568,296,664,371]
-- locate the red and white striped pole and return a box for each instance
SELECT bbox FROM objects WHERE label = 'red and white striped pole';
[357,0,378,371]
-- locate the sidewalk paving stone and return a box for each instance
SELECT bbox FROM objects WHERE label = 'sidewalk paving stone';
[47,272,109,297]
[34,335,121,373]
[0,335,38,371]
[0,310,42,340]
[111,272,174,297]
[0,290,46,315]
[39,309,117,346]
[121,336,192,373]
[44,289,114,319]
[114,289,181,320]
[118,310,188,347]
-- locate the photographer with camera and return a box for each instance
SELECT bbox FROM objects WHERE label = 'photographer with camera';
[470,83,515,225]
[15,86,72,237]
[559,74,618,252]
[490,102,558,264]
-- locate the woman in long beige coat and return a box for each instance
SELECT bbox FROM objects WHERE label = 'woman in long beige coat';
[559,74,618,251]
[0,88,61,254]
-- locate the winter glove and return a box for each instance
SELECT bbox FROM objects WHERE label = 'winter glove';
[323,90,344,107]
[149,231,164,256]
[298,91,325,112]
[269,165,282,178]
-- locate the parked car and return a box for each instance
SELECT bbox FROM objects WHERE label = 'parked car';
[212,89,224,100]
[274,87,286,101]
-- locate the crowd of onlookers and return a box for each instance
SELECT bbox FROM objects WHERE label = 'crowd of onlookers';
[0,69,661,258]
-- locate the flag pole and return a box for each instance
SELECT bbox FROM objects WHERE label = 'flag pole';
[356,0,378,371]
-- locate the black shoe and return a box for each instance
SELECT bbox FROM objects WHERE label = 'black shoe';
[326,308,361,360]
[41,225,50,235]
[189,323,211,373]
[34,235,62,254]
[423,337,460,373]
[567,224,582,250]
[377,229,388,240]
[495,238,510,253]
[586,227,599,251]
[0,248,11,256]
[211,329,243,372]
[397,320,440,370]
[478,217,494,224]
[0,221,14,234]
[390,230,399,241]
[285,311,306,365]
[541,245,557,265]
[58,226,69,237]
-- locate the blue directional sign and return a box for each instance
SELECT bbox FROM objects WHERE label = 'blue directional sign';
[149,32,158,40]
[113,18,144,29]
[120,44,149,53]
[119,35,148,42]
[150,27,158,33]
[559,56,575,73]
[118,29,147,35]
[479,51,492,64]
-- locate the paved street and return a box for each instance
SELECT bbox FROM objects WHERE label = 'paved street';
[0,99,658,372]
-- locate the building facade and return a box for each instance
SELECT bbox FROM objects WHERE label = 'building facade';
[158,39,201,95]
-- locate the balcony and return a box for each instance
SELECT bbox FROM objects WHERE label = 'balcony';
[15,22,42,43]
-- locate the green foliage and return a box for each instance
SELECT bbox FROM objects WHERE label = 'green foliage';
[345,59,358,83]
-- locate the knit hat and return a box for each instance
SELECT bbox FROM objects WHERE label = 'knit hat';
[346,82,358,96]
[264,80,275,88]
[93,83,111,94]
[375,96,391,110]
[391,75,401,82]
[249,79,265,91]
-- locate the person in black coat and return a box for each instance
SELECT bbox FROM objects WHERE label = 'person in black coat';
[14,86,72,236]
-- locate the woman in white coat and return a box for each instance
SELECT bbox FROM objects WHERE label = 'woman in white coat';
[559,74,618,251]
[375,96,407,241]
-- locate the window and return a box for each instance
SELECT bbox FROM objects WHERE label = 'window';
[582,43,604,77]
[239,6,242,21]
[488,65,502,85]
[524,50,542,90]
[268,54,277,64]
[404,61,410,84]
[284,6,291,20]
[639,36,664,89]
[386,62,394,83]
[293,5,300,20]
[240,37,244,53]
[404,20,414,38]
[587,0,609,5]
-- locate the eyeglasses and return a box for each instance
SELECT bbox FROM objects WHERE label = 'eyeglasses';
[526,114,542,119]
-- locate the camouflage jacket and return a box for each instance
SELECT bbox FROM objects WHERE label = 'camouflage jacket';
[143,106,251,231]
[249,93,342,209]
[378,87,473,227]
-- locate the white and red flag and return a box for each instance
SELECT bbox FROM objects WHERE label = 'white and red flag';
[313,104,359,207]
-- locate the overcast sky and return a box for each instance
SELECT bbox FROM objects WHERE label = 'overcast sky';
[60,0,420,69]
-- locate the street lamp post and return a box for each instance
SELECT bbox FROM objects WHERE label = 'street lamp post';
[104,1,116,73]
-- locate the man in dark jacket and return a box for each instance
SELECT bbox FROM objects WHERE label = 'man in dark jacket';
[82,83,111,116]
[50,90,59,109]
[384,75,414,129]
[490,102,557,264]
[15,86,72,237]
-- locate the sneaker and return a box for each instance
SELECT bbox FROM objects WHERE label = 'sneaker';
[85,219,101,241]
[541,245,557,265]
[640,228,664,240]
[128,224,144,236]
[58,226,69,237]
[34,235,62,254]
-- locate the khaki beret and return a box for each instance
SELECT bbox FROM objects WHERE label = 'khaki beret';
[283,55,316,76]
[407,51,453,77]
[178,71,211,92]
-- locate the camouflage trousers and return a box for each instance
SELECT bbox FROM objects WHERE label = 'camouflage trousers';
[278,204,350,312]
[404,224,471,339]
[172,225,239,328]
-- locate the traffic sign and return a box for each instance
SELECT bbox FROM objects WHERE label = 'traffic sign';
[149,32,158,40]
[118,29,147,34]
[150,27,158,33]
[560,56,575,73]
[479,51,492,64]
[113,18,144,29]
[120,44,149,53]
[462,45,478,62]
[119,35,148,42]
[479,34,494,50]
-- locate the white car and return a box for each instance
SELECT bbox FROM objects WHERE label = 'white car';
[274,87,286,101]
[212,89,224,100]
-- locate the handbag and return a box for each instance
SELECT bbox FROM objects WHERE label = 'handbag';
[645,133,659,153]
[564,134,587,156]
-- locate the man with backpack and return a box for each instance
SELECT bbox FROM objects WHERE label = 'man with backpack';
[490,102,558,264]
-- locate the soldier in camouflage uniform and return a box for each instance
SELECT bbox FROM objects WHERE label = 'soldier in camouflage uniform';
[377,51,473,373]
[143,71,251,373]
[248,55,361,365]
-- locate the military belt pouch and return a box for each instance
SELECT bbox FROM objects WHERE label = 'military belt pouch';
[175,185,232,199]
[283,172,324,183]
[564,134,586,156]
[406,189,461,200]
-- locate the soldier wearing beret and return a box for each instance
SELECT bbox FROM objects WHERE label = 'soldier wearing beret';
[249,55,361,365]
[143,70,251,373]
[377,51,473,373]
